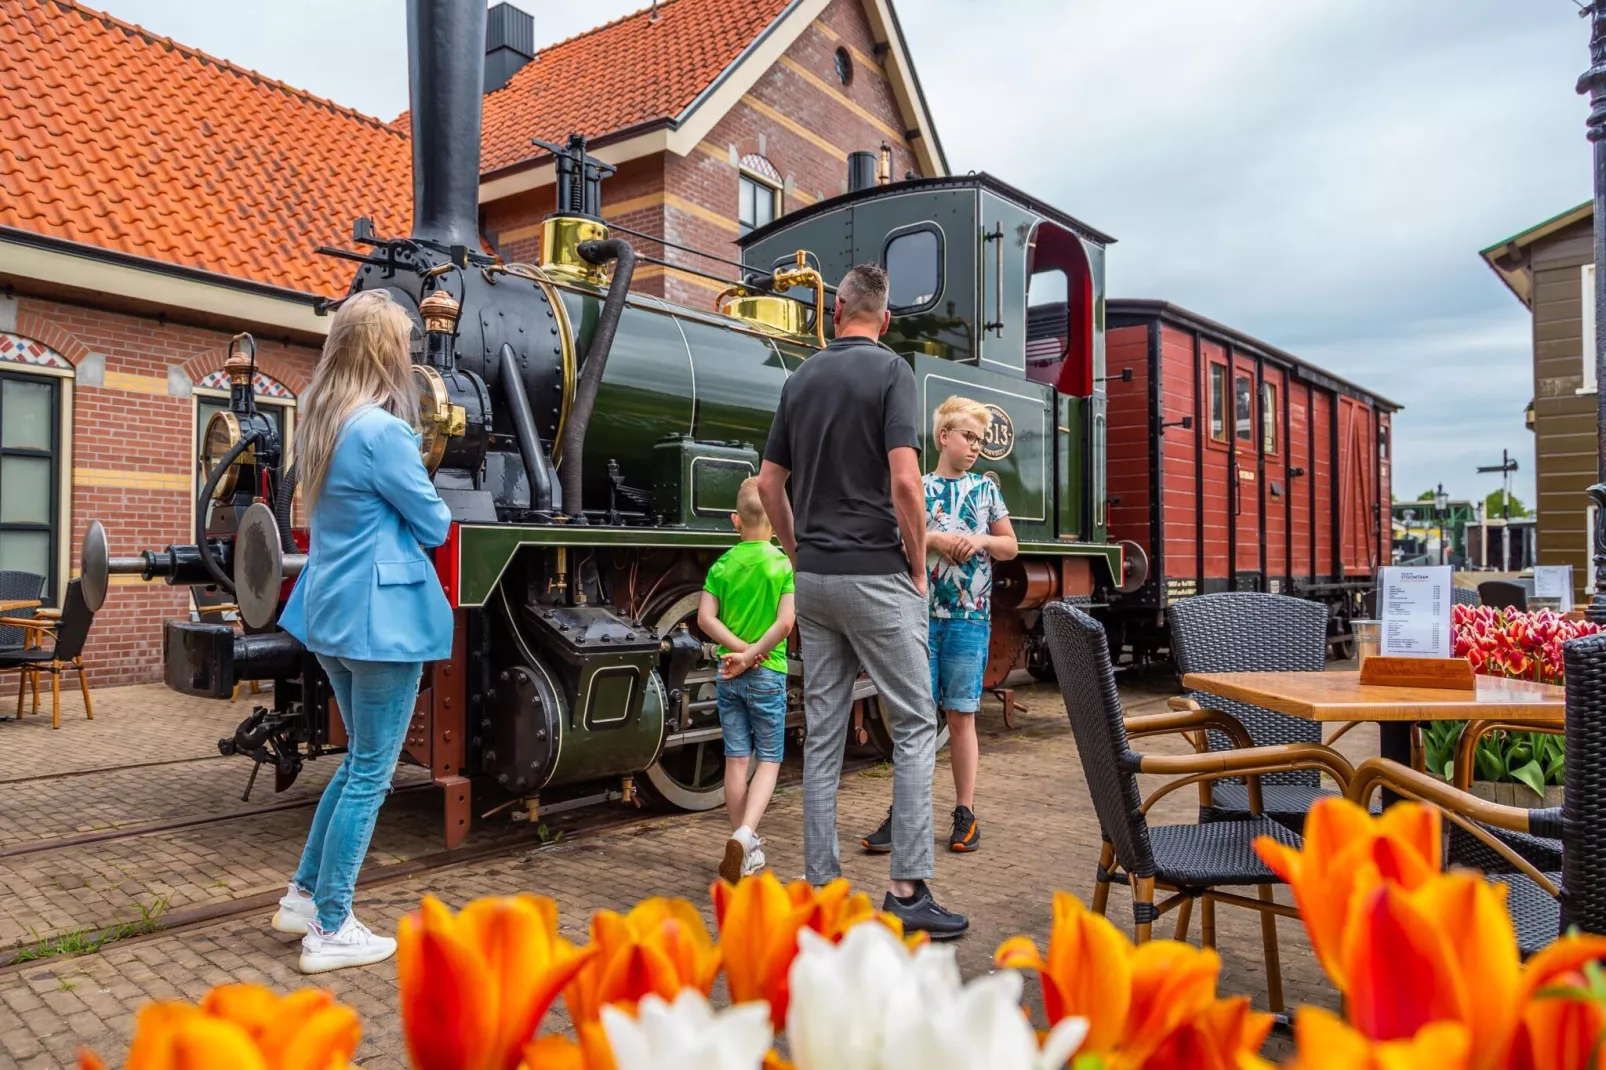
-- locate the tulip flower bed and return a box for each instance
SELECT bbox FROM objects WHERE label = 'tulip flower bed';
[77,800,1606,1069]
[1418,606,1606,797]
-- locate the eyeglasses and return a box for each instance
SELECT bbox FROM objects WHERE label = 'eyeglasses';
[952,430,984,447]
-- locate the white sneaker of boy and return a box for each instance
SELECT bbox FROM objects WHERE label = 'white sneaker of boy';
[298,914,397,975]
[271,882,316,935]
[720,826,759,883]
[742,840,767,877]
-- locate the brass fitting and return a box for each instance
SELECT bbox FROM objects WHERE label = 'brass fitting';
[540,216,611,284]
[771,250,827,348]
[418,289,462,334]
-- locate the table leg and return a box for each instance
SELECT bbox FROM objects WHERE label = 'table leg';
[1378,721,1415,808]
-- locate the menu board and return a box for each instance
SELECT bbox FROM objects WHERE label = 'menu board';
[1533,565,1574,612]
[1378,566,1453,658]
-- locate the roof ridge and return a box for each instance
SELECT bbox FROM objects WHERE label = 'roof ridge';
[519,0,691,62]
[36,0,406,137]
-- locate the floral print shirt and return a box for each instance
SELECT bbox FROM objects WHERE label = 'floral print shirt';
[924,472,1009,621]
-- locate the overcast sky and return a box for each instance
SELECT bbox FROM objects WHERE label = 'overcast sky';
[98,0,1597,506]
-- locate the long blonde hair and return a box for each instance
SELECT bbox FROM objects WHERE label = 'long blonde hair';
[296,289,419,511]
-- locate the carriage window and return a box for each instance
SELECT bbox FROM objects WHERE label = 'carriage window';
[1209,363,1227,442]
[884,228,941,313]
[1261,381,1279,455]
[1235,374,1253,446]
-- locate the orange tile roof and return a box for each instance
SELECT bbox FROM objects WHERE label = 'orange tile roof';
[479,0,792,173]
[0,0,413,296]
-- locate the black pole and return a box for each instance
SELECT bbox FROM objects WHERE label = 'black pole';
[1581,3,1606,622]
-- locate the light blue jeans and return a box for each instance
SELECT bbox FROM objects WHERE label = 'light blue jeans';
[293,654,422,931]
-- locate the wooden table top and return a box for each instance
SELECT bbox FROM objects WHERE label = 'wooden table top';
[1181,670,1566,723]
[0,599,40,614]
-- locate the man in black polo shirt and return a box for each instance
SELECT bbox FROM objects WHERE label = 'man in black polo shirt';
[756,263,967,939]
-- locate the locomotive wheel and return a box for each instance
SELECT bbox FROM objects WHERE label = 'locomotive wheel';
[638,590,739,812]
[856,690,950,760]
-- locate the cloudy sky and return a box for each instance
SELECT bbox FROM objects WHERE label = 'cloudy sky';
[100,0,1596,505]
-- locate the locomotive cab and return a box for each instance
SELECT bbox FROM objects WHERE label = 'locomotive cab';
[738,174,1126,577]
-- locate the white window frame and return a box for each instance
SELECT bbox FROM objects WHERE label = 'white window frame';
[191,388,295,530]
[738,170,782,238]
[1582,262,1597,395]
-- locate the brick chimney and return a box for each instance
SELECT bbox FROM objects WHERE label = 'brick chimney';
[484,2,534,93]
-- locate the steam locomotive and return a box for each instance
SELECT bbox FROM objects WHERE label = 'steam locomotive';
[79,0,1141,844]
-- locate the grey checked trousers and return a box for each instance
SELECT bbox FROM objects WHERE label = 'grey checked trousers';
[795,571,937,884]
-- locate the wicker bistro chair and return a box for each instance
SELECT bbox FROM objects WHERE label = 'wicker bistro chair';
[0,570,45,651]
[0,580,94,730]
[1444,720,1564,875]
[1346,758,1561,956]
[1042,602,1356,1011]
[1452,586,1481,607]
[1167,592,1359,832]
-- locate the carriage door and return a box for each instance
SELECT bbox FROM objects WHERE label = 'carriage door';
[1229,353,1263,591]
[1337,396,1378,575]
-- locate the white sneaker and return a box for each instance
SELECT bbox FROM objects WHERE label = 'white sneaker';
[720,826,760,883]
[272,882,315,935]
[298,914,397,975]
[741,840,767,877]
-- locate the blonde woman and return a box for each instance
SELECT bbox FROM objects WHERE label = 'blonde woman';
[270,290,452,973]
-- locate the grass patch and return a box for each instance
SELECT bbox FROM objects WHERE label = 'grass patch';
[857,762,894,780]
[536,824,564,845]
[8,895,170,966]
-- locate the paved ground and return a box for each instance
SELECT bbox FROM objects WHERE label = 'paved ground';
[0,671,1376,1069]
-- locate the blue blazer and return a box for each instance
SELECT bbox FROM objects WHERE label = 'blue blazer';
[279,407,454,663]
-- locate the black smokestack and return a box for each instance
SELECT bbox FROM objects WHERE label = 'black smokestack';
[847,151,877,193]
[407,0,488,249]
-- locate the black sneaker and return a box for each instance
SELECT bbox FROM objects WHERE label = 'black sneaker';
[949,806,981,853]
[882,881,969,940]
[860,809,893,853]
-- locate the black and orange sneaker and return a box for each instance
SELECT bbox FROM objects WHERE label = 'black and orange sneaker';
[860,809,893,853]
[949,806,981,853]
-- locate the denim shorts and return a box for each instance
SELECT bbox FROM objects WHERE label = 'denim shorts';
[716,665,787,762]
[929,617,990,714]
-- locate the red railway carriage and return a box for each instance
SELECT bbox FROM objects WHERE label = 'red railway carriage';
[1029,299,1398,664]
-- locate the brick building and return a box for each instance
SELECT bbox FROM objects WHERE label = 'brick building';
[0,0,944,686]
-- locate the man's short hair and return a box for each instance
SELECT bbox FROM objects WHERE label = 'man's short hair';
[735,476,769,529]
[933,395,991,440]
[835,263,889,322]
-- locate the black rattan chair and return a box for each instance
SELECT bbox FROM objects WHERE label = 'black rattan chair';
[1168,592,1350,832]
[0,570,45,651]
[1043,601,1356,1011]
[1452,586,1480,607]
[0,579,94,730]
[1479,580,1528,611]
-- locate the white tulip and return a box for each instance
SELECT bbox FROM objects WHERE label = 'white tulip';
[601,989,773,1070]
[786,922,1089,1070]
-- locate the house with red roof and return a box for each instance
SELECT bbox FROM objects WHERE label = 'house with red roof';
[0,0,943,685]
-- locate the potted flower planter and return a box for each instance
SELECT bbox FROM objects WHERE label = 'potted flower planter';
[1466,780,1564,809]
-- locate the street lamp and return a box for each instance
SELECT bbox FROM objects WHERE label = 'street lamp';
[1581,2,1606,622]
[1435,482,1449,566]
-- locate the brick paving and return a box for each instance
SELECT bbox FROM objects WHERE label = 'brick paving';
[0,674,1378,1068]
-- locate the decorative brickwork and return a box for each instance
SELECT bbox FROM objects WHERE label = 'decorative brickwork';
[0,332,72,370]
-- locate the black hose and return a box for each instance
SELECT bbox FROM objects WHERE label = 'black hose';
[560,237,636,522]
[498,344,556,515]
[197,433,258,592]
[273,463,298,549]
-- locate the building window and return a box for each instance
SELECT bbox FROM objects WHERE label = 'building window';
[1208,363,1227,442]
[739,172,780,237]
[834,47,854,86]
[1584,263,1597,394]
[1261,381,1279,455]
[0,370,61,597]
[883,226,942,313]
[1234,373,1253,446]
[193,372,295,528]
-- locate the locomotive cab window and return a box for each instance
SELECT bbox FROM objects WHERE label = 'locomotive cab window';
[1209,363,1228,443]
[1234,374,1253,446]
[883,226,942,314]
[1261,381,1279,455]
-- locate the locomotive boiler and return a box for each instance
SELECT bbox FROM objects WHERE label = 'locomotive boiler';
[80,0,1141,844]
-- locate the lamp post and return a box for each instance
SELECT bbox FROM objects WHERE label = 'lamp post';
[1435,483,1449,566]
[1581,2,1606,622]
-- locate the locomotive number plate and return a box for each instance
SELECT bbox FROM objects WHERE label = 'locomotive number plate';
[981,404,1015,461]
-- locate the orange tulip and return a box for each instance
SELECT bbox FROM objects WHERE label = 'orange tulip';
[995,891,1219,1069]
[76,984,359,1070]
[713,873,915,1029]
[1339,871,1606,1069]
[1283,1008,1469,1070]
[562,897,721,1027]
[518,1024,612,1070]
[398,894,595,1070]
[1509,972,1606,1070]
[1141,996,1275,1070]
[1254,796,1439,989]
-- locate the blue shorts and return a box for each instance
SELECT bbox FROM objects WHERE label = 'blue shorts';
[929,617,989,714]
[716,666,786,763]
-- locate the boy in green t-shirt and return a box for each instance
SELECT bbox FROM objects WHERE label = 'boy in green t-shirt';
[699,477,796,883]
